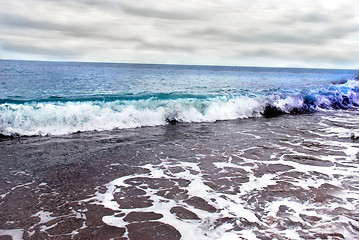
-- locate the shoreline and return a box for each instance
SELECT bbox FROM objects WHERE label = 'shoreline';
[1,112,359,239]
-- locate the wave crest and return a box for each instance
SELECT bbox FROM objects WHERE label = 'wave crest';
[0,97,265,136]
[1,79,359,136]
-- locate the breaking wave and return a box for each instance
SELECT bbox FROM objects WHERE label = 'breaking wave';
[1,79,359,136]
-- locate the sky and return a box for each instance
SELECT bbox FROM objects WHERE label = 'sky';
[0,0,359,69]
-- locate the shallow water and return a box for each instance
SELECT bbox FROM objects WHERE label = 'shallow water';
[0,110,358,239]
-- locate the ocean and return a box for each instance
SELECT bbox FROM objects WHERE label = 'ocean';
[1,59,359,239]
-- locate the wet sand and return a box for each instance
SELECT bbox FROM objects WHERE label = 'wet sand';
[0,111,359,239]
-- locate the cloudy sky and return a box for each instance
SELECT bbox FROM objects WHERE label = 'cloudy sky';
[0,0,359,68]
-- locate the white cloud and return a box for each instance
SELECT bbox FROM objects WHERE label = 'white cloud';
[0,0,359,68]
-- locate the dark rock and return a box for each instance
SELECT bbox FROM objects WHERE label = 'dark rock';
[299,214,321,222]
[277,217,308,230]
[264,181,308,201]
[0,236,12,240]
[170,206,200,220]
[308,184,343,203]
[203,179,241,194]
[215,217,239,230]
[114,186,147,196]
[168,166,186,174]
[156,186,188,200]
[214,217,261,231]
[184,196,217,213]
[0,186,38,225]
[76,225,125,239]
[262,105,284,118]
[173,179,191,188]
[254,163,295,178]
[124,177,176,189]
[124,211,163,222]
[350,221,359,232]
[320,183,343,191]
[126,222,181,240]
[262,164,294,173]
[85,204,116,227]
[114,195,153,209]
[113,186,153,209]
[46,218,84,235]
[166,118,178,125]
[238,217,261,229]
[278,205,290,213]
[277,205,294,216]
[240,148,271,161]
[313,233,344,239]
[284,155,334,167]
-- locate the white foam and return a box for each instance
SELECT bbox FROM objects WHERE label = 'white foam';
[102,216,126,228]
[272,95,304,112]
[239,174,276,193]
[55,99,359,239]
[319,113,359,139]
[32,210,56,225]
[0,229,24,240]
[0,102,166,136]
[87,159,264,240]
[85,140,359,239]
[0,97,266,136]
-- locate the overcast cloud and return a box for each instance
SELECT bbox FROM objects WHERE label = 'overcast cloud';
[0,0,359,68]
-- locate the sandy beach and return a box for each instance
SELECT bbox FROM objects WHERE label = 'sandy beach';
[1,111,359,239]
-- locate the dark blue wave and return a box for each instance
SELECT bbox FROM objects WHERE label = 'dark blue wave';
[263,80,359,117]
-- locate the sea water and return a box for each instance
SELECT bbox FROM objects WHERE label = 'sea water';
[1,60,358,136]
[1,60,359,239]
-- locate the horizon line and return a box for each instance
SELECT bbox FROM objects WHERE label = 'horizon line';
[1,58,358,71]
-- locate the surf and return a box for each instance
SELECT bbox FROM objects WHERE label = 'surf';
[1,79,358,136]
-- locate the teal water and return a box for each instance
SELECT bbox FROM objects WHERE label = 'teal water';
[0,60,358,136]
